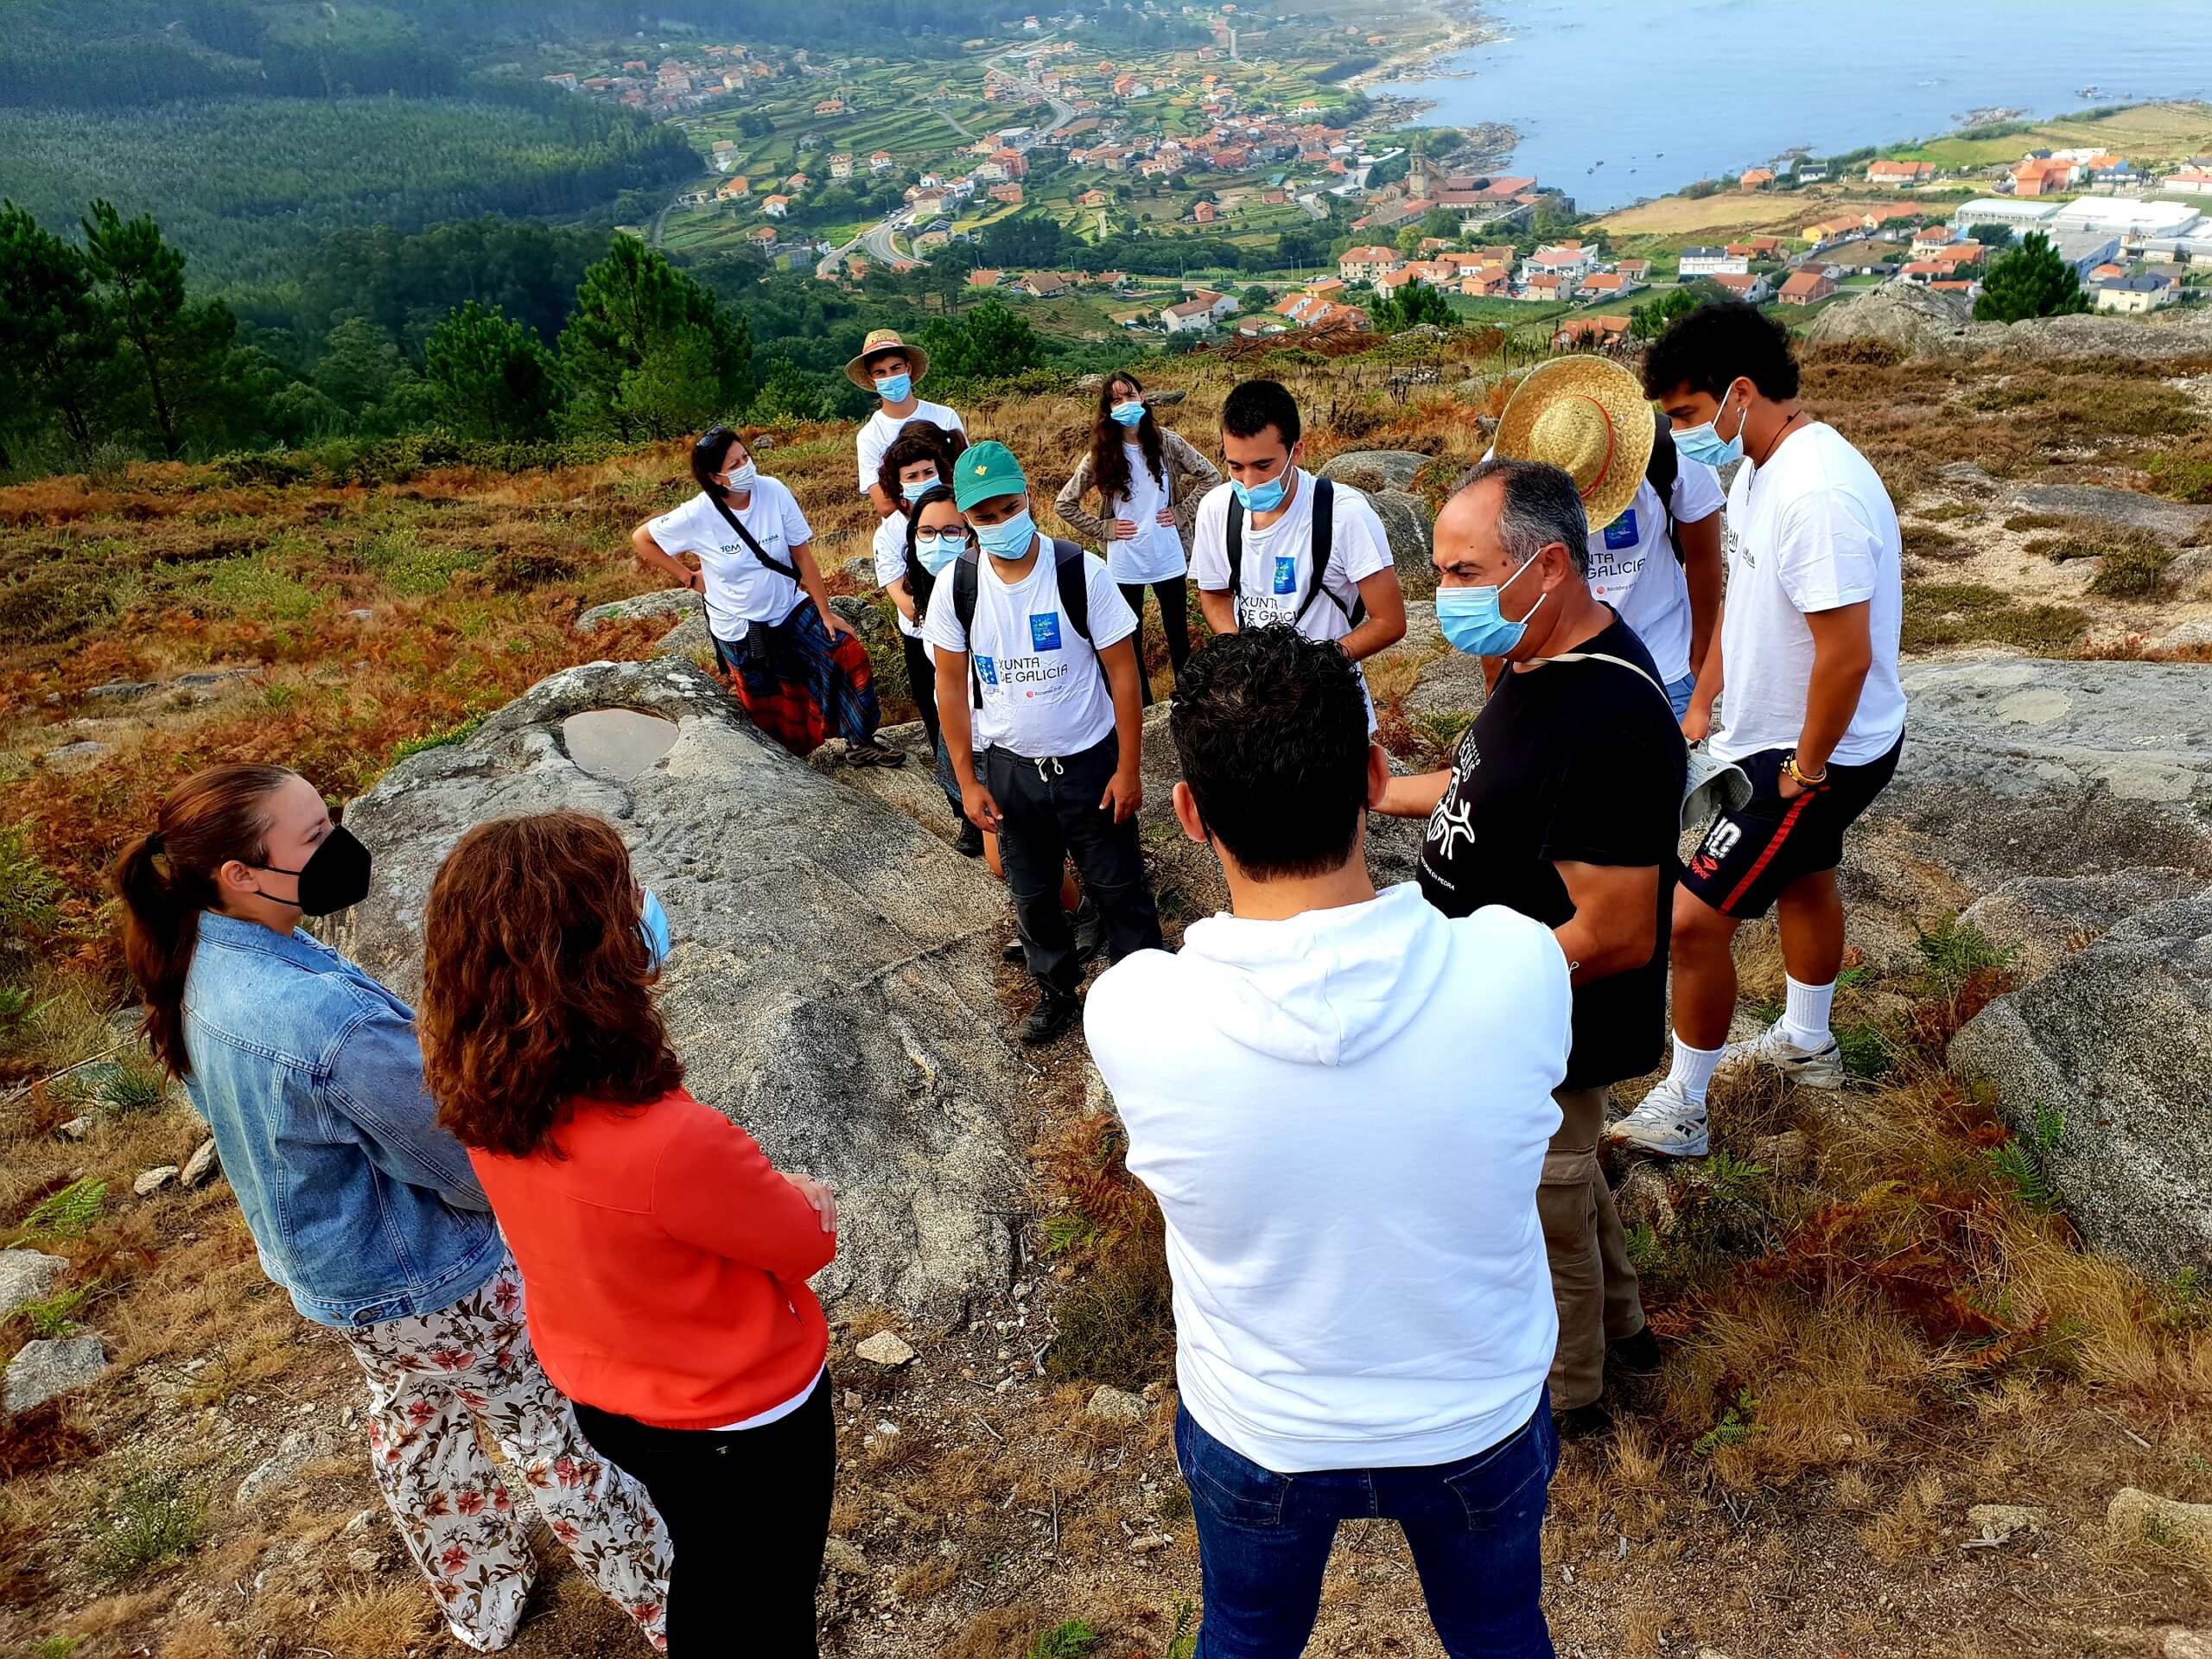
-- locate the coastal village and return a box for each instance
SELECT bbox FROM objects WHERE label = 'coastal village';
[531,7,2212,356]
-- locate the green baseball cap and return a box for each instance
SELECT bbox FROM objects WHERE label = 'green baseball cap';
[952,440,1027,512]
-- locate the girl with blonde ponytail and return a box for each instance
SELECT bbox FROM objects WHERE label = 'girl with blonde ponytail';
[111,764,673,1654]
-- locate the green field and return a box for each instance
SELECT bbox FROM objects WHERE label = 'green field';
[1888,99,2212,170]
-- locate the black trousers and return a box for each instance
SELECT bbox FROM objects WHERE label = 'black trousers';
[573,1371,835,1657]
[985,732,1164,995]
[1118,579,1192,706]
[899,632,963,811]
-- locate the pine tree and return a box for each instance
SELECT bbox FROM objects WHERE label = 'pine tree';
[80,200,238,459]
[0,200,110,461]
[424,302,559,441]
[558,237,753,440]
[1370,282,1455,333]
[1974,232,2090,324]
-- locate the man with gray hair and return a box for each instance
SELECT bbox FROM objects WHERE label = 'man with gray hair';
[1377,456,1687,1438]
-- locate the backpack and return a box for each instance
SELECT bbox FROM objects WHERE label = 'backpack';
[950,537,1096,709]
[1642,411,1688,567]
[1225,476,1367,631]
[706,490,800,582]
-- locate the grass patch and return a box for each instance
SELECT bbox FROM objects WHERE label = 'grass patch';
[1914,503,1982,524]
[1899,582,2089,654]
[1901,523,1969,563]
[85,1465,209,1580]
[358,529,485,597]
[0,823,63,938]
[2004,512,2069,531]
[390,712,489,765]
[156,556,321,620]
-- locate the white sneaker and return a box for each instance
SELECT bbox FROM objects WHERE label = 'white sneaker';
[1719,1022,1846,1090]
[1605,1079,1709,1159]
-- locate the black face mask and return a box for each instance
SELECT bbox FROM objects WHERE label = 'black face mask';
[253,824,373,917]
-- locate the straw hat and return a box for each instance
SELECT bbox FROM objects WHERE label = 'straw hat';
[1493,355,1656,531]
[843,327,931,392]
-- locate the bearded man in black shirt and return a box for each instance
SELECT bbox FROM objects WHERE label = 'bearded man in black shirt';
[1377,458,1686,1438]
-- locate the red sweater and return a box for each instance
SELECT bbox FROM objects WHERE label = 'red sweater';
[469,1089,834,1430]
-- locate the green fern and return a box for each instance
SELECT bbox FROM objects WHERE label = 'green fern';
[1693,1389,1767,1456]
[1027,1620,1096,1659]
[1166,1599,1198,1659]
[12,1177,108,1245]
[1988,1102,2064,1212]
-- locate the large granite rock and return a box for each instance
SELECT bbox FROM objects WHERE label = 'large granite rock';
[1804,278,2212,362]
[327,658,1031,1325]
[2006,485,2212,545]
[1869,658,2212,892]
[1959,868,2202,980]
[1804,280,1976,356]
[1949,887,2212,1278]
[1319,451,1437,594]
[575,588,703,635]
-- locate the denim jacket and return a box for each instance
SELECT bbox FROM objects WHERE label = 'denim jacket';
[181,911,505,1328]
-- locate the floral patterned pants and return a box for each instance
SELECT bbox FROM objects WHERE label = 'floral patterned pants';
[342,1260,671,1652]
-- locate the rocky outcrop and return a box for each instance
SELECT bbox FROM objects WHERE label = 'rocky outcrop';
[327,658,1033,1325]
[1806,278,2212,362]
[1959,868,2202,980]
[0,1250,69,1322]
[1804,281,1976,356]
[1867,658,2212,893]
[1319,450,1437,594]
[1950,887,2212,1278]
[575,588,703,634]
[2006,485,2212,546]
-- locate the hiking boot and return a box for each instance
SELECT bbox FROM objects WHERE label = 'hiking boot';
[1604,1080,1709,1159]
[1609,1325,1663,1377]
[953,820,985,859]
[1015,988,1082,1046]
[844,739,906,768]
[1071,899,1104,964]
[1002,936,1027,964]
[1719,1022,1845,1090]
[1554,1401,1613,1442]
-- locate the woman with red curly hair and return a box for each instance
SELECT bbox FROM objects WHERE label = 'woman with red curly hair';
[420,810,839,1656]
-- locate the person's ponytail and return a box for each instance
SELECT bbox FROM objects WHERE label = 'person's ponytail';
[112,763,292,1078]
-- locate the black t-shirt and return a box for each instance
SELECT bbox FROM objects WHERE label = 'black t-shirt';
[1416,613,1688,1090]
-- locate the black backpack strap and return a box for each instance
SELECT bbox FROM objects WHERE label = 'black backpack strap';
[1050,538,1091,643]
[1644,411,1685,566]
[952,549,983,708]
[1225,493,1245,624]
[706,490,800,582]
[1292,478,1365,630]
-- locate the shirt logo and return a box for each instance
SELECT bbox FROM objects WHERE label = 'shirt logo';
[1271,554,1299,595]
[976,655,999,687]
[1603,509,1639,550]
[1029,613,1063,652]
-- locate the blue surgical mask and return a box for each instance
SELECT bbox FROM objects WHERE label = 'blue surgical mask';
[1672,386,1748,468]
[973,511,1036,560]
[1436,557,1547,658]
[874,372,912,404]
[914,530,966,575]
[1232,471,1290,514]
[1109,401,1146,429]
[639,887,671,972]
[900,475,938,503]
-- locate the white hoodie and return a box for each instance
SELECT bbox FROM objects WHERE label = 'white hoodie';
[1085,882,1567,1473]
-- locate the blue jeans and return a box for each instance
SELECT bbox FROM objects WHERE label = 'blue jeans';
[1175,1397,1558,1659]
[1665,671,1697,722]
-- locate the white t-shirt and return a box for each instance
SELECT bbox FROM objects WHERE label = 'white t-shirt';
[646,484,810,640]
[919,539,1137,759]
[871,514,925,640]
[1087,882,1567,1474]
[1104,442,1188,586]
[1713,422,1906,767]
[855,400,967,496]
[1189,469,1393,640]
[1586,460,1725,686]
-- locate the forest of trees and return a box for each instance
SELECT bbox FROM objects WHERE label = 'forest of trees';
[0,200,1067,475]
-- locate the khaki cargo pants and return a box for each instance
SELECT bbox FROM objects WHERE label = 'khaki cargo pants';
[1538,1086,1647,1411]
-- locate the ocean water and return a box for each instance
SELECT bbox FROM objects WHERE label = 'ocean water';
[1389,0,2212,213]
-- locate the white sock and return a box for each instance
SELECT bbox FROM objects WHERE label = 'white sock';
[1666,1035,1725,1108]
[1778,975,1836,1051]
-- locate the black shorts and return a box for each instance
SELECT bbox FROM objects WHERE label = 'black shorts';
[1680,734,1903,919]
